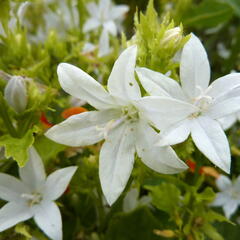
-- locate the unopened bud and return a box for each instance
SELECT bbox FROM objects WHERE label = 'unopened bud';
[154,229,175,238]
[4,76,27,113]
[161,27,182,45]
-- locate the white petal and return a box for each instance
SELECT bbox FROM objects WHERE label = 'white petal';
[123,188,138,212]
[216,175,232,191]
[207,97,240,119]
[191,116,231,173]
[136,121,188,174]
[19,147,46,191]
[45,109,121,147]
[44,166,77,201]
[223,199,239,219]
[98,29,111,57]
[0,173,29,202]
[34,201,62,240]
[83,18,101,32]
[207,73,240,101]
[103,21,117,36]
[57,63,114,110]
[99,122,135,205]
[107,45,141,102]
[110,5,129,20]
[136,96,197,130]
[157,120,191,146]
[0,202,32,232]
[218,114,237,130]
[136,67,186,100]
[211,192,229,206]
[86,2,99,17]
[180,34,210,98]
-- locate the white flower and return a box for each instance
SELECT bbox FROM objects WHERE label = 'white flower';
[83,0,129,57]
[0,147,77,240]
[45,46,187,205]
[136,33,240,173]
[211,175,240,219]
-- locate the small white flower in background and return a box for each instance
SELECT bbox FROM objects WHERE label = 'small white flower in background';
[123,188,151,212]
[211,175,240,219]
[45,45,188,206]
[136,33,240,173]
[0,147,77,240]
[0,1,30,37]
[83,0,129,57]
[4,76,28,113]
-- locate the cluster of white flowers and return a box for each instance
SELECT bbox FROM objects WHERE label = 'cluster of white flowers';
[46,33,240,208]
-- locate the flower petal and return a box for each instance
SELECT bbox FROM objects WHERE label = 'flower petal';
[98,29,111,57]
[34,201,62,240]
[83,18,101,32]
[19,147,46,191]
[86,2,99,17]
[208,73,240,101]
[45,109,121,147]
[136,121,188,174]
[57,63,114,110]
[136,96,197,130]
[0,202,32,232]
[110,5,129,20]
[99,122,135,206]
[0,173,29,202]
[211,192,229,206]
[107,45,140,102]
[180,34,210,98]
[218,114,237,130]
[157,120,191,146]
[207,96,240,119]
[223,199,239,219]
[44,166,77,201]
[191,116,231,173]
[136,67,186,100]
[216,175,232,191]
[103,21,117,36]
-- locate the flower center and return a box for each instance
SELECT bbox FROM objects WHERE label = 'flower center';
[21,192,43,206]
[96,105,139,138]
[188,85,213,119]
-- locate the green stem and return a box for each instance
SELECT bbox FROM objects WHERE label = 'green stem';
[0,93,18,138]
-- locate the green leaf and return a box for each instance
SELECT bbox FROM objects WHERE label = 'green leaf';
[183,0,233,28]
[0,0,10,30]
[223,0,240,16]
[106,207,160,240]
[202,223,224,240]
[34,135,66,164]
[196,187,215,203]
[145,183,181,214]
[0,127,37,167]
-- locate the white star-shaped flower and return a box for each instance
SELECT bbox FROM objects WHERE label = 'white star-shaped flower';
[136,34,240,173]
[83,0,129,57]
[211,175,240,219]
[0,147,77,240]
[45,45,188,205]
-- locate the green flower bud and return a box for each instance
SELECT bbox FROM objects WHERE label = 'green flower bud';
[4,76,28,113]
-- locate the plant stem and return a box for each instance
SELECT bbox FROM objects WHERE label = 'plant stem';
[0,92,18,138]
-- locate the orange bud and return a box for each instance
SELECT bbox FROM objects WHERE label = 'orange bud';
[200,166,220,178]
[186,159,196,173]
[61,107,87,119]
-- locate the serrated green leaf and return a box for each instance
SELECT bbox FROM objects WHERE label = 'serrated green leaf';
[0,127,37,167]
[145,183,181,214]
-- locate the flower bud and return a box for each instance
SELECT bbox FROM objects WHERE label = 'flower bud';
[4,76,27,113]
[161,27,182,45]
